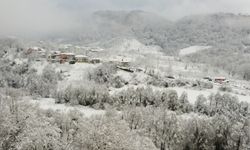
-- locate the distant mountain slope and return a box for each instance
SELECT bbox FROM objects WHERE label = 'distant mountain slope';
[173,13,250,47]
[77,10,172,46]
[93,10,171,28]
[90,11,250,53]
[86,11,250,80]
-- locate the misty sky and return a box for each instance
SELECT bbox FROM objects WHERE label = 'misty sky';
[1,0,250,37]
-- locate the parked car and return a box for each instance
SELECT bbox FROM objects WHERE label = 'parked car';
[203,76,213,81]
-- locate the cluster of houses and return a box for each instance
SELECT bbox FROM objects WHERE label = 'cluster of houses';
[47,51,101,64]
[25,47,135,69]
[24,45,106,65]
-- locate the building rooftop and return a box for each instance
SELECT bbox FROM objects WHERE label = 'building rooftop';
[75,55,88,58]
[60,53,75,56]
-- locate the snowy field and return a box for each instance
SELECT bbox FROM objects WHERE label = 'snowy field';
[23,97,105,117]
[179,46,211,56]
[57,63,100,89]
[62,63,99,81]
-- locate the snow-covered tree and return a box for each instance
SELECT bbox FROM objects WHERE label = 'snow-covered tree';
[178,92,193,113]
[195,94,209,115]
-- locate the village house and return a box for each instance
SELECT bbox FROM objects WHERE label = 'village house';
[90,58,101,64]
[59,53,75,64]
[75,55,89,63]
[214,77,229,84]
[48,52,76,64]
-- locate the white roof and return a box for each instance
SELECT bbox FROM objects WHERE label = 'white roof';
[215,77,226,80]
[75,55,88,58]
[90,48,105,52]
[61,53,75,55]
[31,47,45,52]
[32,47,39,50]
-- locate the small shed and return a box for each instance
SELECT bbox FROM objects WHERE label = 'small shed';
[214,77,226,84]
[203,76,212,81]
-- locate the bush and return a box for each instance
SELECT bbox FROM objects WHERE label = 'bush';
[175,79,187,87]
[111,76,126,88]
[195,95,209,115]
[218,85,233,92]
[113,87,161,108]
[55,83,111,109]
[196,80,213,89]
[26,66,59,97]
[113,86,181,111]
[88,63,117,84]
[0,60,30,88]
[147,76,169,87]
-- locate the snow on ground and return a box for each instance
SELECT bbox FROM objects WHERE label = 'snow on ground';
[109,84,145,95]
[116,70,133,81]
[32,61,100,89]
[23,97,105,117]
[105,38,163,64]
[179,46,211,56]
[178,112,209,121]
[14,58,28,65]
[102,39,209,79]
[57,63,100,89]
[65,63,99,81]
[170,87,215,104]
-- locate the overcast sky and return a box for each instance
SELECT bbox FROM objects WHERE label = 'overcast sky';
[1,0,250,37]
[59,0,250,18]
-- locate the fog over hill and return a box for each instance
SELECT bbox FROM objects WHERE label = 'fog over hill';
[2,9,250,77]
[80,10,250,79]
[85,11,250,51]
